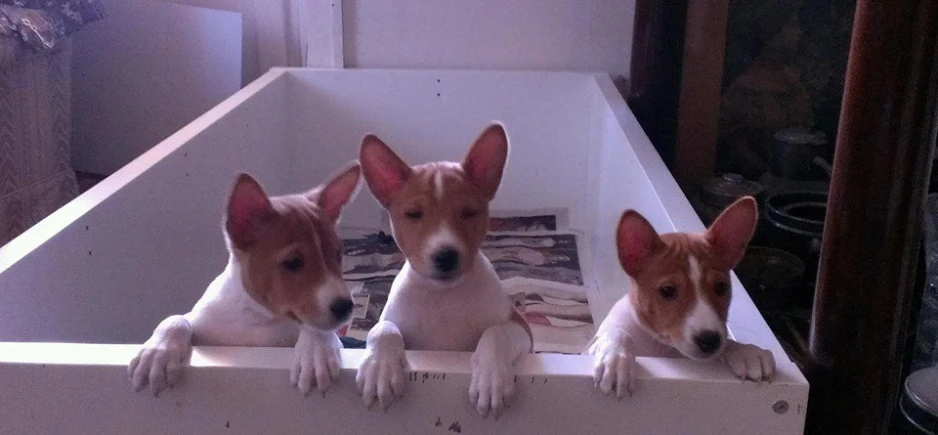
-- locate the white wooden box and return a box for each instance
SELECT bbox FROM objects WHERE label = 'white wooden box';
[0,68,808,434]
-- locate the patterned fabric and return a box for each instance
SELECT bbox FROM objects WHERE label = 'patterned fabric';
[0,38,78,246]
[0,32,17,66]
[0,0,103,52]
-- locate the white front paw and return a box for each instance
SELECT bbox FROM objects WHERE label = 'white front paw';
[720,342,776,382]
[355,342,405,410]
[290,331,341,396]
[586,337,637,399]
[469,351,515,420]
[128,338,191,397]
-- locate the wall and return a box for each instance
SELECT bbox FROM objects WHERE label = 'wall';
[160,0,262,83]
[161,0,636,83]
[162,0,342,82]
[344,0,634,79]
[71,0,242,175]
[71,0,634,176]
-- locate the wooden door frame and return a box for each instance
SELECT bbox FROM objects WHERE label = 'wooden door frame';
[806,1,938,433]
[629,0,727,187]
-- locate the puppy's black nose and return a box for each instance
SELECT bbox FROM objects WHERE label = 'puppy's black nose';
[432,249,460,273]
[694,331,722,355]
[330,298,354,321]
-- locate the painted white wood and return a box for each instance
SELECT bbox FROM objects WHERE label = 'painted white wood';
[0,69,807,433]
[332,0,344,67]
[296,0,344,67]
[71,0,242,175]
[159,0,262,84]
[0,71,290,343]
[160,0,342,75]
[282,68,596,232]
[0,343,807,435]
[343,0,634,79]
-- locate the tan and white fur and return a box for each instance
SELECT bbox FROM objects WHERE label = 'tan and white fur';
[586,196,776,398]
[355,123,533,419]
[128,163,362,397]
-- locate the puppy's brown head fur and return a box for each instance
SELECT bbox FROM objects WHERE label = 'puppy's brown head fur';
[225,162,362,329]
[615,197,757,359]
[359,123,508,282]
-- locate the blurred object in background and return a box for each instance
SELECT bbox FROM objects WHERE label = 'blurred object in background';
[0,0,103,245]
[913,194,938,372]
[717,0,853,180]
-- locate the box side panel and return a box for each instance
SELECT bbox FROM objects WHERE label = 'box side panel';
[0,75,291,344]
[284,69,597,232]
[0,68,808,434]
[583,95,680,323]
[0,343,808,435]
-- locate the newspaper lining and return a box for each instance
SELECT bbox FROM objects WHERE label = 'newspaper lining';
[339,209,594,354]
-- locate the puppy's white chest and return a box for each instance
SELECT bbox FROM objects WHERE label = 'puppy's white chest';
[189,309,299,347]
[396,289,508,351]
[600,297,684,358]
[383,260,512,352]
[186,268,300,347]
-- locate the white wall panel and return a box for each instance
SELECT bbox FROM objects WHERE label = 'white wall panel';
[344,0,634,78]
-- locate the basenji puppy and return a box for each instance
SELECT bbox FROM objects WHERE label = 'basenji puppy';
[356,123,533,419]
[586,196,776,398]
[128,162,362,397]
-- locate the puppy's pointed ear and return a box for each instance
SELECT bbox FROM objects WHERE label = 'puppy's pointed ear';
[309,161,362,222]
[226,173,274,249]
[705,196,758,269]
[615,210,661,276]
[360,134,413,207]
[462,122,509,200]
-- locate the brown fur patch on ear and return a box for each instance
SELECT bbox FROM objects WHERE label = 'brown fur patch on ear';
[615,210,662,276]
[461,122,509,200]
[360,134,413,207]
[226,173,274,250]
[705,196,758,268]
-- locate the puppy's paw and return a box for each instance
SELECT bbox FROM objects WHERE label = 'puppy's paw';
[291,331,342,396]
[128,338,191,397]
[720,341,776,382]
[356,342,406,410]
[587,337,637,399]
[469,351,515,420]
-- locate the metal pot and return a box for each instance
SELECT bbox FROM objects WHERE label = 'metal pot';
[765,191,827,238]
[772,127,829,181]
[692,173,764,226]
[699,173,764,208]
[763,191,828,305]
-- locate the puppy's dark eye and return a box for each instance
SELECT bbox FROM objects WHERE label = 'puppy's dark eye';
[714,282,730,297]
[282,256,304,272]
[659,285,678,301]
[461,208,479,219]
[405,209,423,220]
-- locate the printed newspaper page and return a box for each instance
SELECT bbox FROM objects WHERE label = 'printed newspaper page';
[338,209,594,353]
